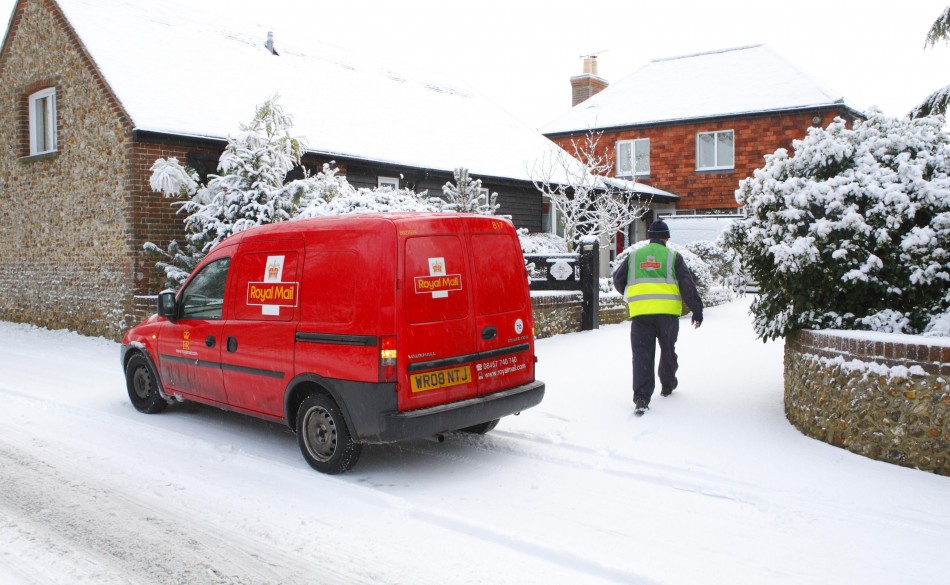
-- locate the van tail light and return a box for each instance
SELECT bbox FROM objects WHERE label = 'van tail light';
[379,335,397,383]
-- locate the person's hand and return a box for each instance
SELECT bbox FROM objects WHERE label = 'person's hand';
[692,311,703,329]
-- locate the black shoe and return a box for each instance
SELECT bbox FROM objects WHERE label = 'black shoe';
[634,398,649,416]
[661,379,678,397]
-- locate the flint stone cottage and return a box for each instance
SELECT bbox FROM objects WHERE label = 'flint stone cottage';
[0,0,566,339]
[542,45,865,246]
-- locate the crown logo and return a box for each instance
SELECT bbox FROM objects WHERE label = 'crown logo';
[432,262,444,274]
[267,262,280,279]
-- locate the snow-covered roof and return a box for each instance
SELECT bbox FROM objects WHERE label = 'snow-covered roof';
[543,45,864,135]
[41,0,565,183]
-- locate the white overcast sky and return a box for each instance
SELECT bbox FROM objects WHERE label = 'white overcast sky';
[4,0,949,129]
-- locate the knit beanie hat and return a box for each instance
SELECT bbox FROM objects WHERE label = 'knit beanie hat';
[647,220,671,239]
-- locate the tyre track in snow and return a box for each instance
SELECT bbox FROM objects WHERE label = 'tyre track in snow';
[395,427,950,538]
[0,384,645,584]
[0,387,391,585]
[4,382,944,585]
[0,434,368,585]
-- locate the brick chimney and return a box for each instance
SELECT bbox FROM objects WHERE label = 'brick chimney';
[570,56,608,107]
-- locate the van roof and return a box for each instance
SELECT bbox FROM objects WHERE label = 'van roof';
[220,213,512,245]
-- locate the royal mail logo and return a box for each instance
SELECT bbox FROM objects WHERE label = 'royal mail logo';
[267,261,281,280]
[639,256,662,270]
[414,274,462,294]
[247,282,300,307]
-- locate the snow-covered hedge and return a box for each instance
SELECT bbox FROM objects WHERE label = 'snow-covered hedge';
[685,239,739,287]
[517,230,568,254]
[723,111,950,340]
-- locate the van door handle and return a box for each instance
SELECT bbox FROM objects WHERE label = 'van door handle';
[481,326,497,341]
[227,336,238,353]
[205,336,216,348]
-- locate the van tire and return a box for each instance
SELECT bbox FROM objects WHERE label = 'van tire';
[125,354,168,414]
[296,393,362,474]
[459,418,500,435]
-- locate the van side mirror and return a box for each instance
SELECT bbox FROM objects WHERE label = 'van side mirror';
[156,290,179,321]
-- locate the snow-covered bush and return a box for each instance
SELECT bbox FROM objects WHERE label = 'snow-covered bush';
[723,111,950,340]
[684,239,739,286]
[517,229,568,254]
[296,164,442,217]
[613,241,715,307]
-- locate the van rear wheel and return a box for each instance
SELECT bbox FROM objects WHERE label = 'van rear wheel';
[459,418,500,435]
[125,354,168,414]
[296,394,362,474]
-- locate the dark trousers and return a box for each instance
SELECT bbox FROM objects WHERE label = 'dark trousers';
[630,314,679,403]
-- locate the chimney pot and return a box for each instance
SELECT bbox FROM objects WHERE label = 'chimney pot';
[583,56,598,75]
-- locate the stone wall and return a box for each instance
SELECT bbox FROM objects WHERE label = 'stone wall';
[531,293,628,339]
[785,330,950,476]
[0,0,136,338]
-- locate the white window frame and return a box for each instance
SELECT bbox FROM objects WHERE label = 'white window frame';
[29,87,57,156]
[696,130,734,171]
[616,138,650,177]
[377,176,399,190]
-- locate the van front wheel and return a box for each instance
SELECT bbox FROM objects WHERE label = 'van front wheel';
[296,394,362,474]
[125,354,168,414]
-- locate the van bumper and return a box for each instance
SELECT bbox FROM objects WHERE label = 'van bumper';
[354,380,545,443]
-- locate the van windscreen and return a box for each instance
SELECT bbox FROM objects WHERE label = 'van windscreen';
[472,233,525,315]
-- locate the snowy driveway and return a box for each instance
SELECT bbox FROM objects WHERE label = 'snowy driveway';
[1,298,947,584]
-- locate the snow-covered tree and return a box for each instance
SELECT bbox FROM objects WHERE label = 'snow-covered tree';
[147,96,311,287]
[529,131,650,252]
[912,6,950,118]
[441,167,499,214]
[723,112,950,340]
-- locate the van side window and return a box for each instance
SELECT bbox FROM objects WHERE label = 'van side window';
[180,258,231,320]
[472,234,525,315]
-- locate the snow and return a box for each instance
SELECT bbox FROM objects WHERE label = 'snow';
[45,0,566,183]
[2,297,949,584]
[543,45,862,135]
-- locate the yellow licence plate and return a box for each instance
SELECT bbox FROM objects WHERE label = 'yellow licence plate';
[410,365,472,393]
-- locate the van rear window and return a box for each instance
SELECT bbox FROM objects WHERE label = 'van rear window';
[405,236,469,323]
[472,233,525,315]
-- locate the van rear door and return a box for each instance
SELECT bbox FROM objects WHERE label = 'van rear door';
[399,225,479,411]
[469,221,536,396]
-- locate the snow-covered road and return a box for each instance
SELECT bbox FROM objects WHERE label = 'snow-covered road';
[1,299,948,584]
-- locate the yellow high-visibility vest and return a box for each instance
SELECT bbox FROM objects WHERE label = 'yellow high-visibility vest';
[624,243,683,317]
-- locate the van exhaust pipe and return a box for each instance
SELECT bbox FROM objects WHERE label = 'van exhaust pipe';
[425,434,446,443]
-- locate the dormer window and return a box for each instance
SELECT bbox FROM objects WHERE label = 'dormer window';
[29,88,57,155]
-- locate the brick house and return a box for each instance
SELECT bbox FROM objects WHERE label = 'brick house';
[0,0,565,339]
[543,45,865,246]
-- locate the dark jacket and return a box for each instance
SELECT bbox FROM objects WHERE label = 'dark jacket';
[612,240,704,322]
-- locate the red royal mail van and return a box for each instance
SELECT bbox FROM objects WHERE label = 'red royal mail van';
[121,213,544,473]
